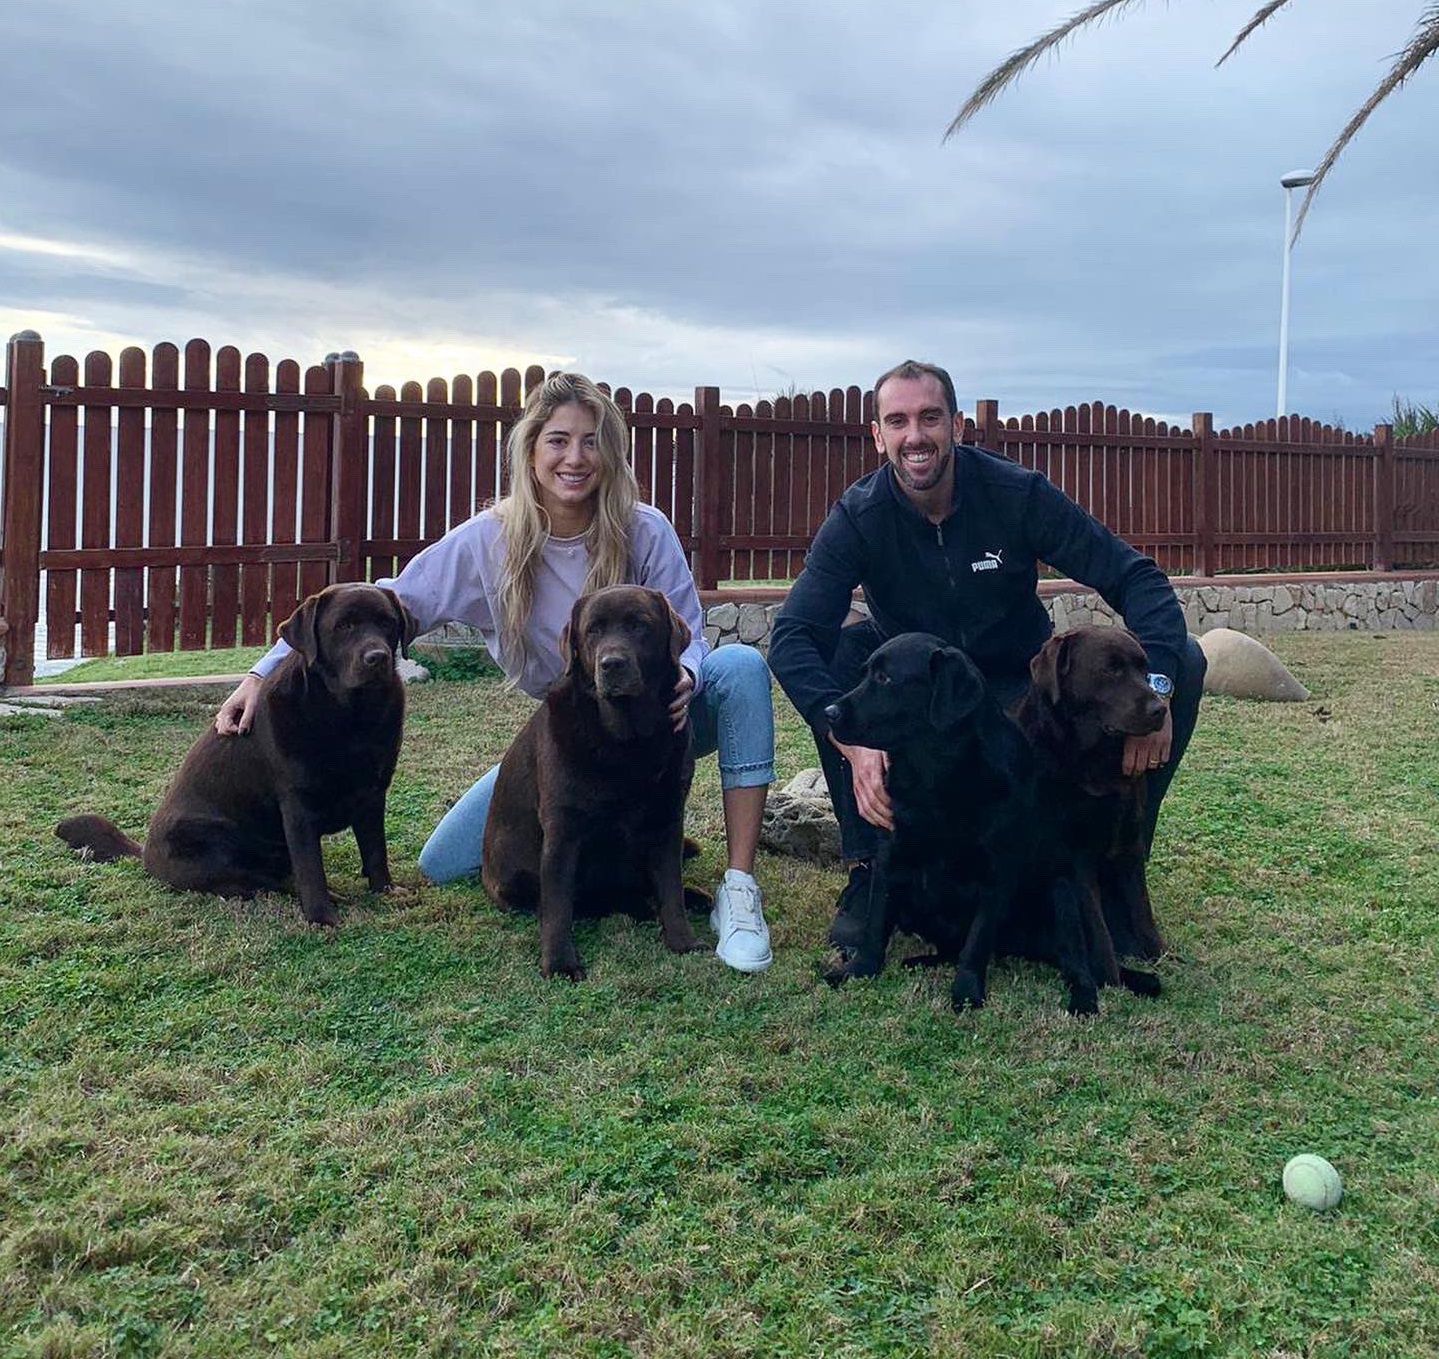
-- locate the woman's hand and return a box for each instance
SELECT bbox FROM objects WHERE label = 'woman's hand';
[829,734,893,832]
[669,667,696,733]
[1122,706,1173,778]
[215,674,263,736]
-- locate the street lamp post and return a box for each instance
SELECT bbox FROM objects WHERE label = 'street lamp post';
[1276,169,1315,419]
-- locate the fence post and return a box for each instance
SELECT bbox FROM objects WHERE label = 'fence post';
[1373,422,1394,572]
[2,330,45,688]
[694,386,723,590]
[327,351,366,582]
[974,398,999,450]
[1192,412,1215,578]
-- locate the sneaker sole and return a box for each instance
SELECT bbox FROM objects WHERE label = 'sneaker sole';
[715,945,773,973]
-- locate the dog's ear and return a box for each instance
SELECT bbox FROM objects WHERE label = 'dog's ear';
[560,594,590,676]
[280,591,325,667]
[929,646,982,730]
[662,595,691,668]
[381,588,420,658]
[1029,633,1071,706]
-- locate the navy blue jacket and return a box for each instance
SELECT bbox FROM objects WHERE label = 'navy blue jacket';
[769,445,1188,730]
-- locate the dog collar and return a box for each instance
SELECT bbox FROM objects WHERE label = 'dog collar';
[1147,672,1174,700]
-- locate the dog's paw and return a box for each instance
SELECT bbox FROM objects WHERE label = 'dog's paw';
[662,929,706,955]
[541,957,587,983]
[1066,985,1100,1017]
[682,835,703,861]
[950,970,986,1011]
[1118,965,1162,998]
[303,903,341,928]
[819,947,884,987]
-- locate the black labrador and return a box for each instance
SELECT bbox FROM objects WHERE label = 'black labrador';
[56,582,417,926]
[481,585,704,980]
[823,632,1109,1014]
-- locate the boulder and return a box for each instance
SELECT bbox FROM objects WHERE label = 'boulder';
[782,767,829,798]
[1198,627,1310,701]
[760,768,841,864]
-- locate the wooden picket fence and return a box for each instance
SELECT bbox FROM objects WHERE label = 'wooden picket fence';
[3,330,1438,686]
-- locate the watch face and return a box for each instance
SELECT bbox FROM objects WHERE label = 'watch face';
[1148,673,1174,699]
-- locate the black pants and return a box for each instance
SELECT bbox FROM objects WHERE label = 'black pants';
[809,620,1207,863]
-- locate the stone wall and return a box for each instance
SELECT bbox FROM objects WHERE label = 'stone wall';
[1054,577,1439,636]
[700,575,1439,652]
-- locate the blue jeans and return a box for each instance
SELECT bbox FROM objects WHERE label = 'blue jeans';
[418,643,775,884]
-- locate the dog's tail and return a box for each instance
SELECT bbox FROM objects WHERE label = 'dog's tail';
[55,814,144,862]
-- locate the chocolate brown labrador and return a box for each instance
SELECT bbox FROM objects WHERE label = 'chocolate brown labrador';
[1011,625,1169,970]
[481,585,703,980]
[56,582,417,926]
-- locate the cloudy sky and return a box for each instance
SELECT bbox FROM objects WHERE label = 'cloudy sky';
[2,0,1435,429]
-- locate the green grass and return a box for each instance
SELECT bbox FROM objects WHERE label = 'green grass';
[38,645,505,687]
[4,633,1439,1356]
[35,645,267,684]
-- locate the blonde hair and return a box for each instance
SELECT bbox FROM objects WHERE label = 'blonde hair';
[494,372,638,677]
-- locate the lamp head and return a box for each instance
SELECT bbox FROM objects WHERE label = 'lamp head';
[1281,170,1316,189]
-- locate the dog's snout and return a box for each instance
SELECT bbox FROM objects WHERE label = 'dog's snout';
[598,652,628,674]
[361,645,391,670]
[824,703,842,724]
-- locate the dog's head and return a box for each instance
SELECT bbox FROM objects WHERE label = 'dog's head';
[280,583,419,689]
[1028,626,1167,744]
[824,632,986,750]
[560,585,689,703]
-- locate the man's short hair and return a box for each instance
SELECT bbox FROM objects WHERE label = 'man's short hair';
[872,360,959,419]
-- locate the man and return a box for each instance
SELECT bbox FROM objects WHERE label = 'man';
[768,359,1205,949]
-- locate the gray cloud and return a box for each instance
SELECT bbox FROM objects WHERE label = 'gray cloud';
[2,0,1434,427]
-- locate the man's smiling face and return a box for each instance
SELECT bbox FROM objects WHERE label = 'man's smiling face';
[871,372,963,496]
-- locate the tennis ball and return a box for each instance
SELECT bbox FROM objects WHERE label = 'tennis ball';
[1283,1153,1343,1211]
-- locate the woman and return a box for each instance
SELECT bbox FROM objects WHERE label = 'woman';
[216,372,775,973]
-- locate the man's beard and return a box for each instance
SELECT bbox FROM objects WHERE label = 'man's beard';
[889,442,952,493]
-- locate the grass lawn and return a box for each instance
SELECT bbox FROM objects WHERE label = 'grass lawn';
[35,646,269,685]
[3,632,1438,1357]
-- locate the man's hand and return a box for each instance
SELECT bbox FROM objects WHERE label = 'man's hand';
[215,674,263,736]
[669,667,696,734]
[1122,706,1173,778]
[829,733,893,831]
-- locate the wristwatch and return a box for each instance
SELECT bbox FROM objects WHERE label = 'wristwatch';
[1147,673,1174,701]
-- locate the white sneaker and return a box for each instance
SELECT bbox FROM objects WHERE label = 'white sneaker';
[710,870,773,973]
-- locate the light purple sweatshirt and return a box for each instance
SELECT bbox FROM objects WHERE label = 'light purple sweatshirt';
[250,502,711,700]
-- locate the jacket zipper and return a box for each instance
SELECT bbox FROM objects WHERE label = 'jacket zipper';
[936,522,958,592]
[936,521,968,650]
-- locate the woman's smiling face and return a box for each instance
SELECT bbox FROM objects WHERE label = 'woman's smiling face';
[531,401,601,530]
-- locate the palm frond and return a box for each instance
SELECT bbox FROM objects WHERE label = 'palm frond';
[944,0,1153,141]
[1216,0,1296,67]
[1292,6,1439,237]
